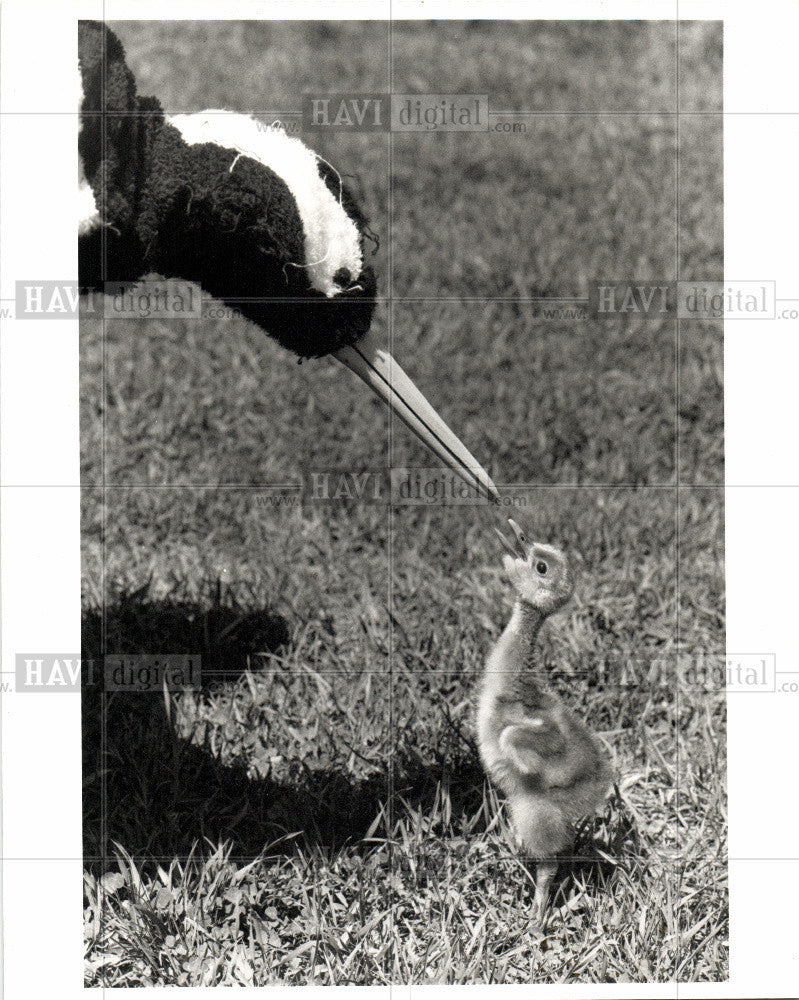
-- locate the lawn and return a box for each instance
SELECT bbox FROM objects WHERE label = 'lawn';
[81,20,725,985]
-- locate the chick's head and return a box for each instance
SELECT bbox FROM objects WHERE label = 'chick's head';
[496,519,573,615]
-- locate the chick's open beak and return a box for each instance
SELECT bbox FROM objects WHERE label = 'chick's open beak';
[494,518,529,559]
[334,329,499,503]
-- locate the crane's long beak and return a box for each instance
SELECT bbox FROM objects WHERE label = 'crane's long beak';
[334,329,500,504]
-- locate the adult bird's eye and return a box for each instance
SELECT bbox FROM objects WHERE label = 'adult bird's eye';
[333,266,352,288]
[536,560,548,576]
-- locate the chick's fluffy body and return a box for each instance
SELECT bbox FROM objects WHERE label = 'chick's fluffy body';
[477,601,611,858]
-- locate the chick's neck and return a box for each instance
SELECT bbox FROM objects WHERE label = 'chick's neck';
[487,598,546,678]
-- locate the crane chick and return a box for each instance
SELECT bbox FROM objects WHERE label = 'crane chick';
[476,519,612,921]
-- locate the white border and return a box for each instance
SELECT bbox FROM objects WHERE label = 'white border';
[1,1,799,997]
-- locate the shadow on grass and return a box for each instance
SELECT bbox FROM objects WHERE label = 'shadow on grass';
[82,683,393,866]
[81,589,394,865]
[82,583,292,680]
[556,794,642,907]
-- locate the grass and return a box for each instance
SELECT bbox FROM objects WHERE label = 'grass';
[81,19,725,985]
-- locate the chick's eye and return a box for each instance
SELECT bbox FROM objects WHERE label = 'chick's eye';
[536,560,548,576]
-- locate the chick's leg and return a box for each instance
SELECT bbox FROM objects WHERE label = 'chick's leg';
[533,859,559,922]
[510,797,572,922]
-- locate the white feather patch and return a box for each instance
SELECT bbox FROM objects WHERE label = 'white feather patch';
[167,111,363,297]
[78,179,100,235]
[77,63,100,235]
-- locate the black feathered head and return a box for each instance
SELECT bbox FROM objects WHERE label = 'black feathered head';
[135,111,375,357]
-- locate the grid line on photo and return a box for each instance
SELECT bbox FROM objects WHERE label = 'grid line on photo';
[2,109,786,115]
[98,10,111,991]
[12,851,785,862]
[386,1,397,970]
[675,14,684,988]
[0,481,788,488]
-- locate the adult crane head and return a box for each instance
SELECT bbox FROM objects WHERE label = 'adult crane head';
[78,20,499,504]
